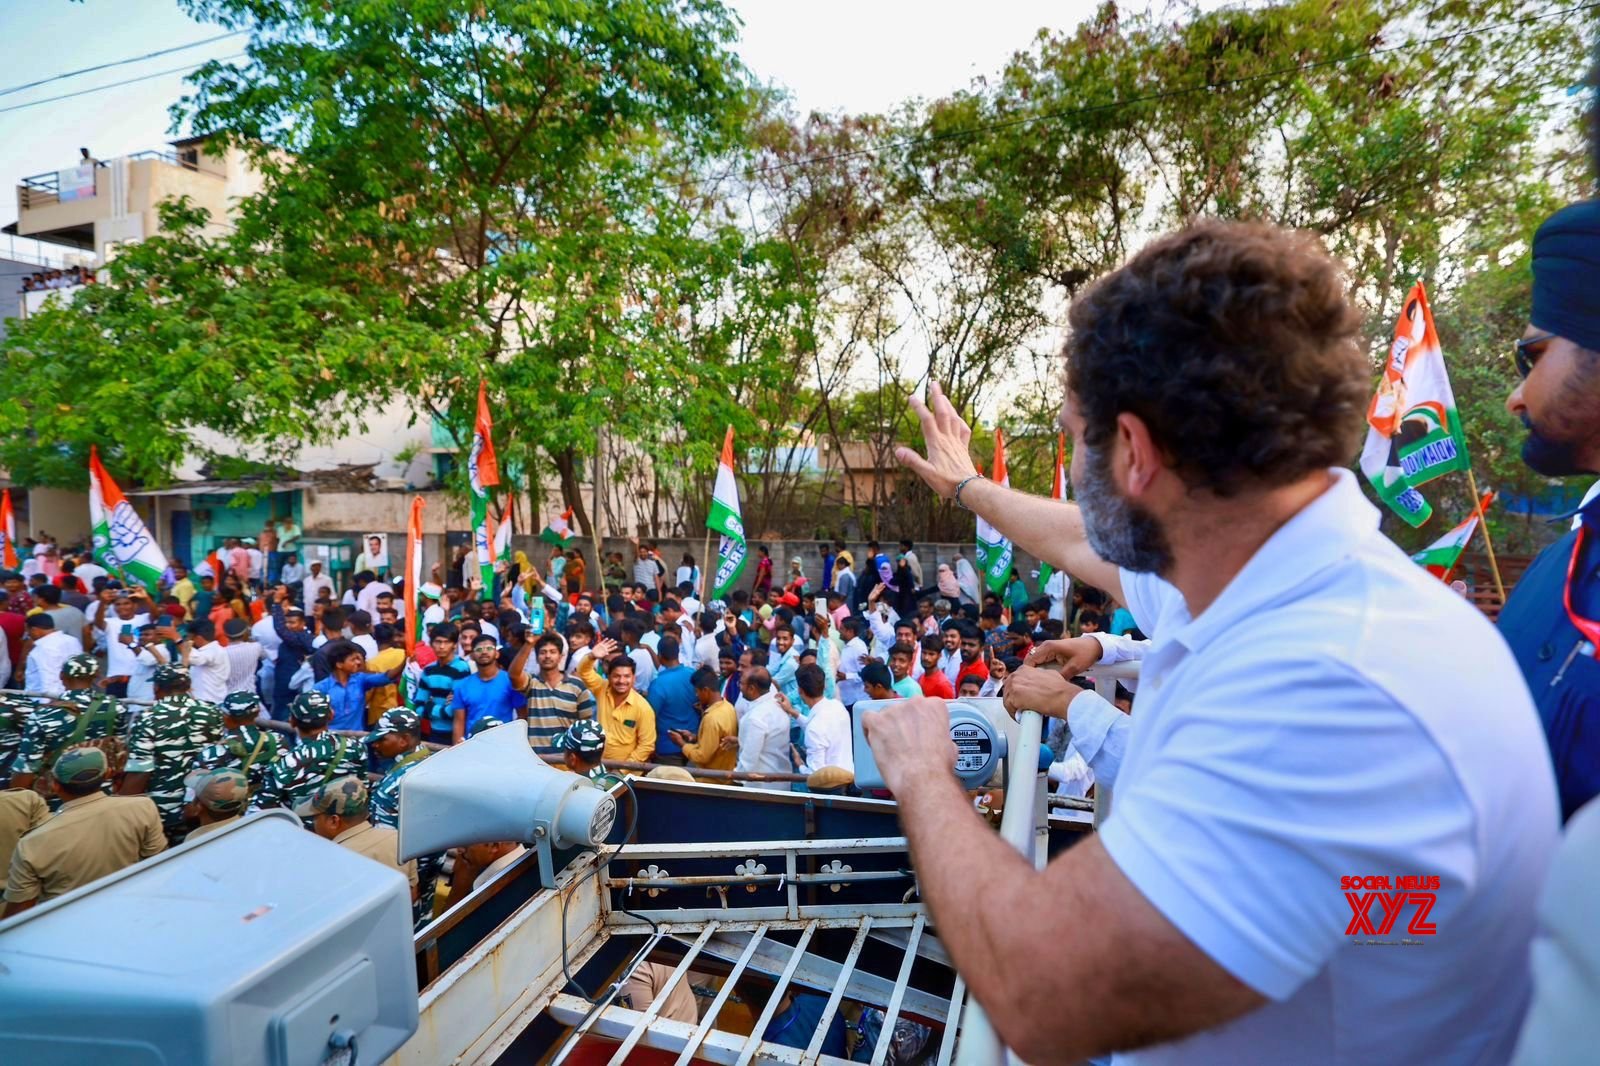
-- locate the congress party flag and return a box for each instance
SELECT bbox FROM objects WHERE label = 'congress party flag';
[976,428,1015,595]
[1411,491,1494,580]
[468,379,500,600]
[491,502,513,565]
[540,506,575,548]
[405,494,425,653]
[1036,433,1068,590]
[0,489,17,569]
[88,445,168,594]
[706,426,748,599]
[1359,283,1470,527]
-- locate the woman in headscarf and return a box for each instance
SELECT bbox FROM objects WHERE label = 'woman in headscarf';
[936,562,962,601]
[785,557,809,598]
[954,551,981,606]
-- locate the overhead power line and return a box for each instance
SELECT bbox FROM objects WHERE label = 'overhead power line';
[0,31,245,99]
[0,55,248,116]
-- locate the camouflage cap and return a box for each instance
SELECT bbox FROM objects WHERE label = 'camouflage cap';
[53,746,108,787]
[554,719,605,756]
[219,691,263,718]
[289,690,334,725]
[194,768,250,814]
[61,653,99,680]
[367,707,420,743]
[301,774,369,818]
[153,662,190,687]
[468,716,505,737]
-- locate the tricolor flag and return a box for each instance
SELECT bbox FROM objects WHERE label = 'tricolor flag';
[706,426,748,598]
[89,445,168,594]
[0,488,17,569]
[1411,491,1494,580]
[468,379,500,600]
[540,506,574,548]
[1359,283,1470,527]
[1036,433,1068,589]
[491,503,513,564]
[405,494,424,653]
[975,428,1015,594]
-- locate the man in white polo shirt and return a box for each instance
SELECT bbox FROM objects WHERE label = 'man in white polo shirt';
[868,220,1559,1064]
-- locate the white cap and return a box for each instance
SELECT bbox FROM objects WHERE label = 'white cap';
[420,581,443,599]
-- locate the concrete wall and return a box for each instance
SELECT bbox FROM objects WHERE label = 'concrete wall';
[23,487,91,545]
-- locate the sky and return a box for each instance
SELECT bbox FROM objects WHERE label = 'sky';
[0,0,1106,261]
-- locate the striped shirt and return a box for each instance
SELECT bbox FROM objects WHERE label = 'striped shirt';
[521,672,598,754]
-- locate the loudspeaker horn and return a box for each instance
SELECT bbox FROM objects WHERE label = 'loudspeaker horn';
[397,719,617,887]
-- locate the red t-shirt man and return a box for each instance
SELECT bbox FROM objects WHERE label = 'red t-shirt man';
[919,669,954,699]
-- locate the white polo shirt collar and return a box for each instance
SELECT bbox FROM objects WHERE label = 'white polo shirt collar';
[1159,469,1377,657]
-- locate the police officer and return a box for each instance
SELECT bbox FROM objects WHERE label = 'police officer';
[554,720,623,790]
[305,775,417,899]
[184,768,250,842]
[120,663,224,843]
[189,691,281,797]
[10,654,126,800]
[0,692,33,785]
[0,785,46,877]
[2,747,164,916]
[367,709,428,830]
[1498,200,1600,820]
[249,692,363,820]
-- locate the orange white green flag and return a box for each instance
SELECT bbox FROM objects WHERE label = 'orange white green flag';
[405,495,425,653]
[1359,283,1471,527]
[1036,433,1068,590]
[468,380,500,599]
[1411,492,1494,580]
[0,489,17,569]
[89,445,168,593]
[706,426,748,599]
[975,429,1014,594]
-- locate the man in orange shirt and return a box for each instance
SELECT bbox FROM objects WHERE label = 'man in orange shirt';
[673,666,737,771]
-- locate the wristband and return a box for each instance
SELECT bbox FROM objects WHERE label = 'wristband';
[953,473,987,511]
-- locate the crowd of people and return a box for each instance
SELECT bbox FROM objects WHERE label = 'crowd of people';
[17,265,94,293]
[0,525,1124,922]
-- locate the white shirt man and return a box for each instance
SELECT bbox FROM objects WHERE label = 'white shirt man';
[73,560,108,587]
[302,564,334,608]
[1045,569,1068,623]
[103,612,152,680]
[800,695,852,774]
[186,638,231,704]
[24,626,79,696]
[627,645,655,696]
[280,558,305,587]
[129,639,170,703]
[222,640,264,696]
[735,684,792,790]
[1089,472,1556,1063]
[356,579,393,619]
[836,632,869,707]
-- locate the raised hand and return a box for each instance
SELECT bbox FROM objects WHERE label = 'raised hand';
[894,381,979,500]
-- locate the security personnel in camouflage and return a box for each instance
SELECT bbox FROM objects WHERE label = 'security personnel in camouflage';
[189,692,281,797]
[10,655,128,803]
[250,691,364,822]
[367,709,428,830]
[555,720,623,790]
[0,692,34,784]
[120,664,225,843]
[184,768,250,841]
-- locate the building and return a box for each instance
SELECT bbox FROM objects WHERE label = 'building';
[1,137,656,572]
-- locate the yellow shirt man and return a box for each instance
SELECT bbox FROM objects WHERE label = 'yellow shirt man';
[577,650,657,764]
[679,698,738,772]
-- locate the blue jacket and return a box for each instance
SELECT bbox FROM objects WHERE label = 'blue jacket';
[1500,509,1600,821]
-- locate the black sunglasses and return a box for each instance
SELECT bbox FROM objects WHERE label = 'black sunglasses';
[1515,332,1557,378]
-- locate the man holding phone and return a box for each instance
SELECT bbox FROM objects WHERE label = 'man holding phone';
[99,592,151,698]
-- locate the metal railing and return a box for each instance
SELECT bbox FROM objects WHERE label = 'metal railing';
[17,149,223,210]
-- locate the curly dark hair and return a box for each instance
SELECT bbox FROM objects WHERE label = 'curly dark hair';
[1065,220,1368,497]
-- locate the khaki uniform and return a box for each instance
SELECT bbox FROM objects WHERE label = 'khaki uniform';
[185,815,242,842]
[5,793,165,904]
[0,789,48,875]
[332,821,417,890]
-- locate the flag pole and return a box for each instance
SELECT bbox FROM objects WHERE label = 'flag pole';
[1465,468,1506,603]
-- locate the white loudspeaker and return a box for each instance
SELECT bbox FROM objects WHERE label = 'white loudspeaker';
[397,719,617,888]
